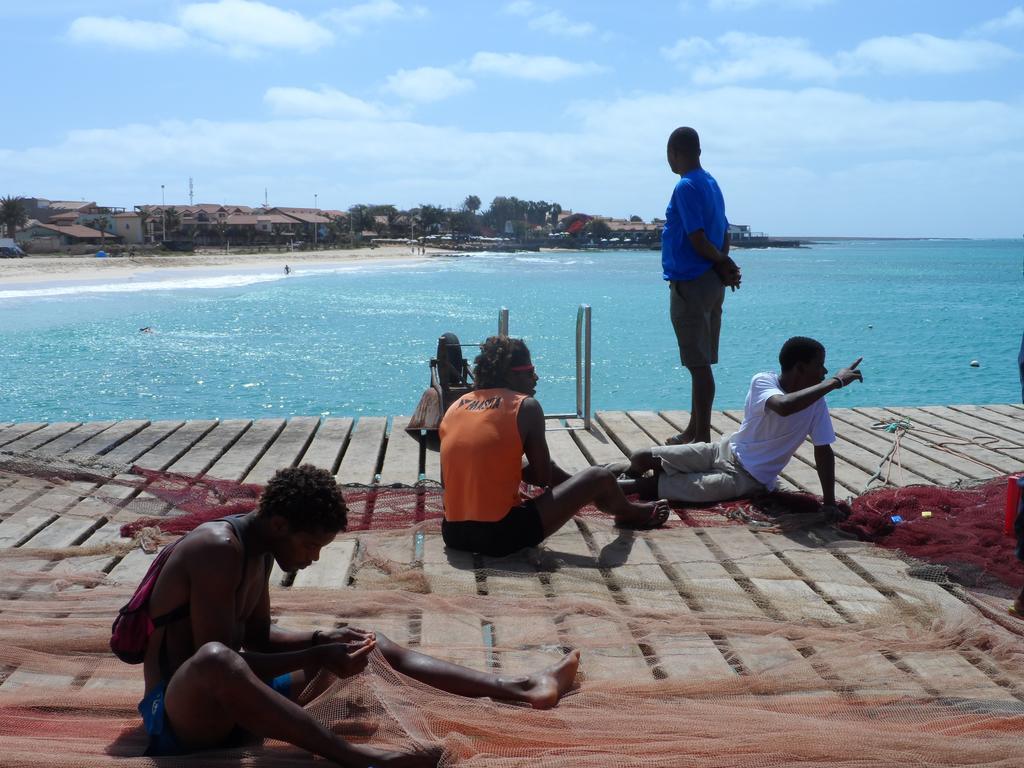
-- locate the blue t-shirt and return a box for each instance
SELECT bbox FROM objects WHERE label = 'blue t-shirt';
[661,169,728,282]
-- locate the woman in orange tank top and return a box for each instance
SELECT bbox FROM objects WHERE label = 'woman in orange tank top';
[440,336,670,557]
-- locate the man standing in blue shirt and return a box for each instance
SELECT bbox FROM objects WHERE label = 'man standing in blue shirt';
[661,126,741,445]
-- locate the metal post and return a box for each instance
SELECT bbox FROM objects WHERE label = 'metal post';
[498,307,509,336]
[583,304,592,430]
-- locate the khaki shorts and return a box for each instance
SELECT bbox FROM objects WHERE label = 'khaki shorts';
[669,268,725,367]
[652,437,765,503]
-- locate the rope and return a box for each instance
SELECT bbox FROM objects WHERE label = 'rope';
[864,418,1007,492]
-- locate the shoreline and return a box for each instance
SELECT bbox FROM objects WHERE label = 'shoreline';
[0,246,436,288]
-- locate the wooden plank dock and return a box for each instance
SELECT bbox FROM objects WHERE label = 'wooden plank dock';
[0,404,1022,711]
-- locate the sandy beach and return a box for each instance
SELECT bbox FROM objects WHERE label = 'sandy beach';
[0,245,435,287]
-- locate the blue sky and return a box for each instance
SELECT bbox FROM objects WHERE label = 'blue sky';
[2,0,1022,236]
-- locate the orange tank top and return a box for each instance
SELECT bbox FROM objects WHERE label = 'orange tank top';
[439,388,526,523]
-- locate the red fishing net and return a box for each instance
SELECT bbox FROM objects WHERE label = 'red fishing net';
[842,478,1023,592]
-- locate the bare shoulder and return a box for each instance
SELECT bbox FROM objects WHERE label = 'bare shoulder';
[519,396,544,418]
[178,521,244,580]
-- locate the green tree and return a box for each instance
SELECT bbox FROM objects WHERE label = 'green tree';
[462,194,481,213]
[214,219,230,249]
[347,204,375,234]
[162,207,182,239]
[1,196,28,239]
[417,204,447,233]
[585,218,612,241]
[92,215,111,249]
[629,215,642,222]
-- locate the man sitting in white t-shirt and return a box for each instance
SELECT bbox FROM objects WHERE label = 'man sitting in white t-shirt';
[619,337,863,517]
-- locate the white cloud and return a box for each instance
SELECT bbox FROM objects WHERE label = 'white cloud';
[383,67,474,103]
[972,6,1024,36]
[504,1,537,15]
[179,0,333,56]
[4,84,1023,236]
[326,0,427,34]
[67,16,189,51]
[503,1,595,37]
[666,33,839,84]
[469,52,605,81]
[661,37,715,62]
[264,86,384,119]
[709,0,832,10]
[663,31,1016,84]
[843,33,1017,75]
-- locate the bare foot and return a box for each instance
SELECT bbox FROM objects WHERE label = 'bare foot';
[615,499,670,530]
[664,430,694,446]
[519,650,581,709]
[1011,596,1024,619]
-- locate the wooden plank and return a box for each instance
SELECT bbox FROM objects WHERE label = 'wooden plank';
[759,539,890,620]
[244,417,320,484]
[378,417,423,486]
[702,528,842,623]
[595,411,655,457]
[418,533,488,670]
[50,520,130,582]
[828,409,972,485]
[291,538,358,588]
[423,445,441,483]
[299,417,353,472]
[166,420,252,476]
[876,407,1019,475]
[68,420,151,458]
[941,406,1024,447]
[0,423,48,449]
[205,419,285,482]
[106,546,157,585]
[647,528,760,616]
[544,427,590,474]
[133,419,218,471]
[541,523,651,681]
[631,410,683,445]
[0,509,59,549]
[103,421,185,466]
[336,417,387,486]
[27,421,114,456]
[900,652,1019,703]
[568,418,628,466]
[849,407,991,481]
[0,422,80,453]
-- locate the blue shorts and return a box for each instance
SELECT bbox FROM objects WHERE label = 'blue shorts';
[139,673,292,756]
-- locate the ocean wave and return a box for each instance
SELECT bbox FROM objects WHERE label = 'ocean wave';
[0,259,426,301]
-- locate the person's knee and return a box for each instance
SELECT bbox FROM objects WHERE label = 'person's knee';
[191,642,248,691]
[629,449,655,473]
[582,465,617,491]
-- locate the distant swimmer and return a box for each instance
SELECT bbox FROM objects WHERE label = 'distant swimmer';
[284,264,291,275]
[139,327,153,334]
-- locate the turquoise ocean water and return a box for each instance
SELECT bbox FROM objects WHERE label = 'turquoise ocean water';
[0,240,1021,423]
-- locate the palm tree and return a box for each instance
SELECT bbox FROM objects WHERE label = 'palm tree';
[162,207,182,239]
[1,196,29,239]
[462,195,481,213]
[92,215,111,250]
[214,219,230,250]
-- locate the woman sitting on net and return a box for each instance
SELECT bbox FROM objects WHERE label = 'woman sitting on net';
[439,335,669,557]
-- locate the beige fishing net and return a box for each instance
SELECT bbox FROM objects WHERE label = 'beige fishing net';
[0,452,1022,767]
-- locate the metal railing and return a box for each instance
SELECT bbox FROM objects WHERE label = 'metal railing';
[498,304,592,431]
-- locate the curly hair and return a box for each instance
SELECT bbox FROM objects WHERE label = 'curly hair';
[779,336,825,372]
[258,464,348,533]
[472,335,531,390]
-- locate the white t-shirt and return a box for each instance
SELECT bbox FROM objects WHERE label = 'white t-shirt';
[729,372,835,490]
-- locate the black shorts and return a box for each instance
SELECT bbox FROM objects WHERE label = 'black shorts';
[441,499,544,557]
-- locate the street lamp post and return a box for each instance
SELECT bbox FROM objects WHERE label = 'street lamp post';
[314,193,318,248]
[160,184,166,242]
